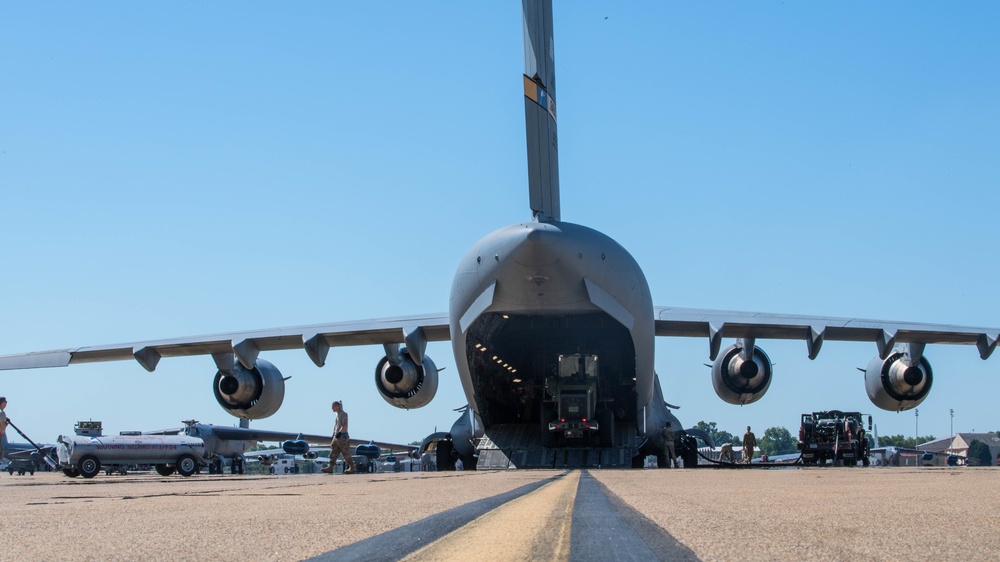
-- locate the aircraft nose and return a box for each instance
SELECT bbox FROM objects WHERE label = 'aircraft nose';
[512,224,564,267]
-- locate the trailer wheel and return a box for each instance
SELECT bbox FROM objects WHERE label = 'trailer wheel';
[176,454,197,477]
[62,468,80,478]
[155,464,176,477]
[78,455,101,479]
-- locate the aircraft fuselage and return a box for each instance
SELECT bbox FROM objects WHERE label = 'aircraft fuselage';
[449,220,659,444]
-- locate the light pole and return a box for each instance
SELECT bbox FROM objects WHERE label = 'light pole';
[950,408,954,439]
[915,408,919,449]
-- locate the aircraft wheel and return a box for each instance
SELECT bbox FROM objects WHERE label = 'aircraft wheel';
[63,468,80,478]
[155,464,176,477]
[78,455,101,479]
[175,454,197,477]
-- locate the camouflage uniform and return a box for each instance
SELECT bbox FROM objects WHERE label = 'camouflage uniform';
[742,428,757,464]
[327,404,356,473]
[662,423,677,468]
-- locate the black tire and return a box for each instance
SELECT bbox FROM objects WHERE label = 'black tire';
[436,440,454,471]
[78,455,101,479]
[862,457,870,467]
[62,468,80,478]
[6,468,11,475]
[598,410,615,448]
[29,469,35,476]
[681,437,699,468]
[175,454,197,477]
[155,464,176,477]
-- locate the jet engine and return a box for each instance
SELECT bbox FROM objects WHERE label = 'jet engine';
[213,359,285,420]
[711,343,773,405]
[375,348,439,409]
[864,351,932,412]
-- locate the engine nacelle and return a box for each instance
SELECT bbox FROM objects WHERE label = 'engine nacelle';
[712,344,773,405]
[864,352,933,412]
[375,348,439,409]
[213,359,285,420]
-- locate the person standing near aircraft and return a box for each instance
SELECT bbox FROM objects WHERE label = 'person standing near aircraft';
[661,422,678,468]
[0,397,8,468]
[742,426,757,464]
[321,401,357,474]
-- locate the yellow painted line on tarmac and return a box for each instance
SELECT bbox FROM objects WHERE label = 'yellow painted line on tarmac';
[402,470,581,562]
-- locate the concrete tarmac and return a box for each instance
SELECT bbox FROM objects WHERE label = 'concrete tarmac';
[1,467,997,561]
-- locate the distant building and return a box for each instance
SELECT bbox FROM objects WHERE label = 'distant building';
[919,433,1000,466]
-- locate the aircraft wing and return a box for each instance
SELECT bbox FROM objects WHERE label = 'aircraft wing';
[4,445,56,460]
[654,307,1000,361]
[0,313,450,372]
[210,426,332,444]
[208,426,415,453]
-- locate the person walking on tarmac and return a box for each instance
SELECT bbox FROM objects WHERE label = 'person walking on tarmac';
[321,401,357,474]
[0,397,8,475]
[742,426,757,464]
[661,421,678,468]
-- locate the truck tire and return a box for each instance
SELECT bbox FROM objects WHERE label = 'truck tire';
[78,455,101,479]
[175,454,198,477]
[862,457,870,467]
[63,468,80,478]
[598,410,615,448]
[155,464,176,477]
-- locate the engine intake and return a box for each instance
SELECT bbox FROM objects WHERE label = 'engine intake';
[213,359,285,420]
[375,348,439,409]
[864,352,932,412]
[712,344,773,405]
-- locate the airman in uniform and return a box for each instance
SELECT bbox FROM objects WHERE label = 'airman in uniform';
[322,401,357,474]
[742,426,757,464]
[661,421,678,468]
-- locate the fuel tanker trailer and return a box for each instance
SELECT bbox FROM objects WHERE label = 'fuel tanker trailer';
[58,433,207,478]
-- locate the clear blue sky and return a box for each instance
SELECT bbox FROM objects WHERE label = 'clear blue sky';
[2,2,998,446]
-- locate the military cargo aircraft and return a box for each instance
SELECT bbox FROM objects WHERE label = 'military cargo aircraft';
[1,1,998,469]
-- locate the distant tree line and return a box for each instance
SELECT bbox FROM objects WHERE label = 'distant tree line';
[877,435,936,448]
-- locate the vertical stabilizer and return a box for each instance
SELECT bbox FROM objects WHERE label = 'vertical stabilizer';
[522,0,560,221]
